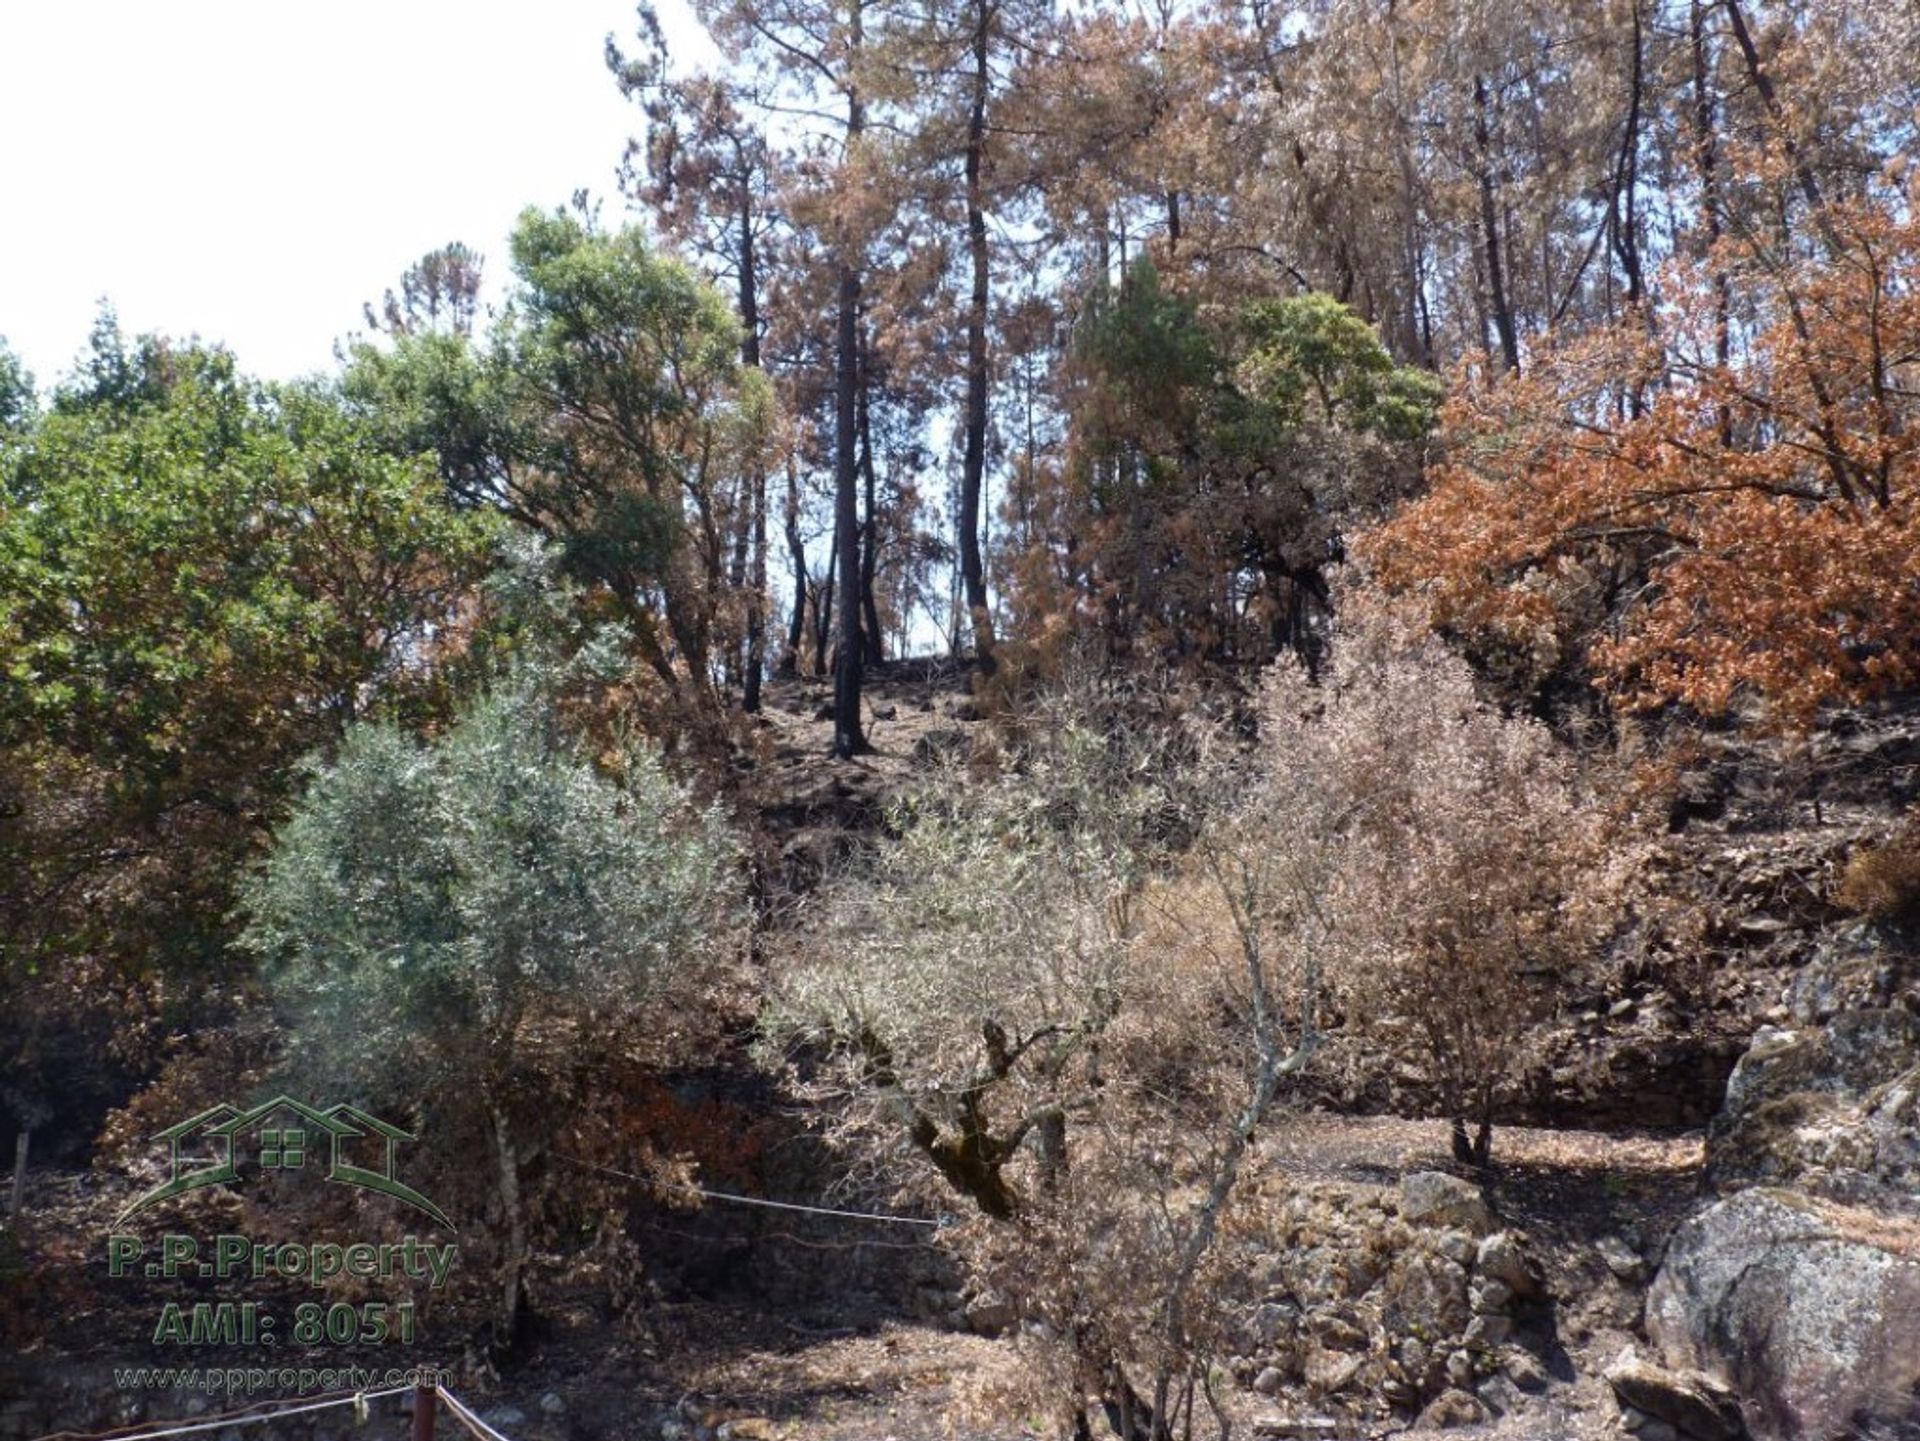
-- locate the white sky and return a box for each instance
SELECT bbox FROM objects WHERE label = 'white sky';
[0,0,719,389]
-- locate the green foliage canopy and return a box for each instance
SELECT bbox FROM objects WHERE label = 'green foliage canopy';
[241,670,742,1102]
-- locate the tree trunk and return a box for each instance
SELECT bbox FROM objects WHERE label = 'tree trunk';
[857,334,885,668]
[489,1104,527,1355]
[738,181,767,712]
[1691,0,1733,442]
[783,456,806,675]
[1608,0,1647,316]
[1722,0,1824,215]
[958,0,997,671]
[8,1129,28,1222]
[1474,74,1521,374]
[830,0,868,758]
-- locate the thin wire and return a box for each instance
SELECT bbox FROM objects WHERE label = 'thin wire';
[438,1389,520,1441]
[552,1153,943,1228]
[29,1385,414,1441]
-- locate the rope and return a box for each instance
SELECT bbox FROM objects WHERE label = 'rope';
[552,1153,943,1228]
[30,1384,415,1441]
[438,1388,520,1441]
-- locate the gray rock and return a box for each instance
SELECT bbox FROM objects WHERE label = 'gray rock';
[1639,1423,1680,1441]
[540,1392,566,1416]
[1399,1173,1495,1235]
[1597,1234,1646,1281]
[1434,1228,1477,1265]
[1445,1348,1475,1389]
[1604,1349,1743,1441]
[1469,1277,1513,1314]
[1384,1249,1470,1339]
[1252,1366,1286,1397]
[1476,1374,1522,1417]
[1252,1301,1298,1346]
[1463,1314,1513,1348]
[1303,1345,1362,1395]
[1475,1230,1541,1297]
[1308,1310,1367,1352]
[1418,1389,1488,1429]
[1648,1188,1920,1440]
[486,1408,530,1430]
[963,1291,1017,1335]
[1711,1009,1920,1207]
[1502,1346,1549,1394]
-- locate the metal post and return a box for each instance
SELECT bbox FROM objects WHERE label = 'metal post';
[412,1382,436,1441]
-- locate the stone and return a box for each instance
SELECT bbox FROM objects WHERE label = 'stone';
[963,1292,1016,1335]
[1252,1367,1285,1397]
[1303,1346,1362,1396]
[1476,1374,1522,1417]
[1397,1336,1430,1377]
[1252,1301,1298,1346]
[1638,1423,1680,1441]
[1502,1346,1550,1394]
[1647,1188,1920,1441]
[1463,1314,1513,1349]
[1469,1277,1513,1314]
[1381,1377,1419,1408]
[1475,1230,1541,1297]
[1597,1234,1646,1281]
[1417,1389,1488,1429]
[1308,1311,1367,1352]
[1384,1250,1470,1339]
[717,1422,777,1441]
[1399,1172,1495,1235]
[1603,1349,1743,1441]
[540,1392,567,1416]
[1445,1349,1475,1389]
[1434,1229,1477,1265]
[486,1408,529,1430]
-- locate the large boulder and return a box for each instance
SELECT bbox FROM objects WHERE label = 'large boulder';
[1646,1187,1920,1440]
[1397,1172,1494,1235]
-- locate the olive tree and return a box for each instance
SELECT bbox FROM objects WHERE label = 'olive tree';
[241,668,741,1348]
[765,676,1328,1440]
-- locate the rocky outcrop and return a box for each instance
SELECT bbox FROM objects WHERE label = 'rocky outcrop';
[1646,1188,1920,1441]
[1221,1175,1549,1424]
[1708,1008,1920,1210]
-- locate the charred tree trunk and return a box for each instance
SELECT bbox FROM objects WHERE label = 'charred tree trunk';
[1723,0,1824,216]
[1474,74,1521,374]
[830,1,869,758]
[781,456,807,676]
[1691,0,1733,443]
[857,333,885,668]
[958,0,997,671]
[738,176,767,712]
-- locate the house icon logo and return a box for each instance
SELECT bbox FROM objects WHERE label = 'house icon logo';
[118,1096,452,1229]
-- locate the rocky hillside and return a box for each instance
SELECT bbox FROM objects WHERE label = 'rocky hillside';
[5,686,1917,1441]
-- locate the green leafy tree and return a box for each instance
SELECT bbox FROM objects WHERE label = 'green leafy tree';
[345,215,773,713]
[0,337,32,433]
[242,668,742,1349]
[0,329,495,1157]
[1025,267,1439,668]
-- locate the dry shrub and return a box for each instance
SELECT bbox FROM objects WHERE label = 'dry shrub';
[1837,811,1920,925]
[766,602,1615,1436]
